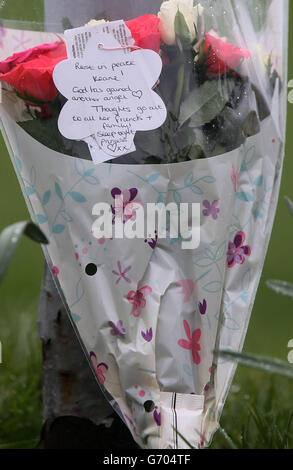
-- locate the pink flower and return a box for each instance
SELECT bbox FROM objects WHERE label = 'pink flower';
[90,352,108,385]
[178,320,201,365]
[111,187,142,224]
[125,15,162,54]
[52,266,59,276]
[231,165,240,192]
[127,281,152,318]
[176,279,195,303]
[202,33,251,77]
[227,232,251,268]
[0,40,67,102]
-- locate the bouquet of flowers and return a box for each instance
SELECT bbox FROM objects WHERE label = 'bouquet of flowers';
[0,0,288,449]
[0,2,277,163]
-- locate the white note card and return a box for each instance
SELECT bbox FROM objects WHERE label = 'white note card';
[53,22,167,163]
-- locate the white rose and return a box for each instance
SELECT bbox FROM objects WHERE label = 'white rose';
[158,0,204,45]
[86,19,106,26]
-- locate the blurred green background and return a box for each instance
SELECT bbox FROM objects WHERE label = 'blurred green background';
[0,0,292,361]
[0,0,292,449]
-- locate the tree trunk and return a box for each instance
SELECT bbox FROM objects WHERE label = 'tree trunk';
[38,262,137,449]
[44,0,162,32]
[40,0,162,449]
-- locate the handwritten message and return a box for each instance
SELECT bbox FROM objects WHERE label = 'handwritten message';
[53,32,167,163]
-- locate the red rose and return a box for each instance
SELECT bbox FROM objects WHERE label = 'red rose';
[0,40,67,103]
[203,34,251,77]
[126,14,162,53]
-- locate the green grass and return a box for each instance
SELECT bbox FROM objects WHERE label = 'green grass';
[0,0,293,450]
[0,303,42,449]
[211,371,293,449]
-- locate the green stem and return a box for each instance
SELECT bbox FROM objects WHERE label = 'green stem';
[173,63,185,119]
[183,65,191,100]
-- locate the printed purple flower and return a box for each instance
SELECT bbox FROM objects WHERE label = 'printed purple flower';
[112,261,132,284]
[202,200,220,220]
[227,231,251,268]
[109,320,126,338]
[111,187,142,224]
[153,406,161,426]
[145,230,158,250]
[141,327,153,342]
[199,299,207,315]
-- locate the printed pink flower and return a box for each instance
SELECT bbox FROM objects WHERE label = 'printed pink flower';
[52,266,59,276]
[231,164,240,192]
[111,187,142,224]
[90,352,108,385]
[178,320,201,365]
[112,261,132,284]
[127,281,152,318]
[227,231,251,268]
[176,279,195,303]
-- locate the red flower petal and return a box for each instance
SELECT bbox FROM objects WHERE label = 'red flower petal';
[183,320,192,341]
[178,339,191,350]
[0,41,67,102]
[204,34,250,77]
[125,15,162,53]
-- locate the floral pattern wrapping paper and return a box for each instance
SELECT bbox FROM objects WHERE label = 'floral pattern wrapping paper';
[0,105,284,448]
[0,0,289,449]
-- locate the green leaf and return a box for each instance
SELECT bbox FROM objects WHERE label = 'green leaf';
[285,197,293,218]
[55,182,63,201]
[135,129,166,158]
[35,214,48,224]
[147,174,160,183]
[217,350,293,380]
[18,115,91,160]
[69,191,87,203]
[179,79,234,128]
[236,192,255,202]
[52,224,66,234]
[174,10,191,43]
[253,175,264,187]
[174,126,196,150]
[0,221,48,284]
[42,190,51,206]
[267,280,293,299]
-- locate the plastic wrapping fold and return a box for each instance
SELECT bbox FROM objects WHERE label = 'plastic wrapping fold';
[0,0,289,449]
